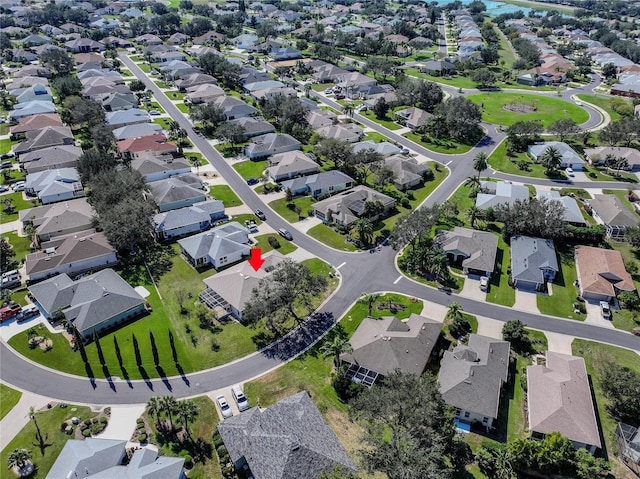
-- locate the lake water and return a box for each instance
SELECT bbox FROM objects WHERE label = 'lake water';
[427,0,561,17]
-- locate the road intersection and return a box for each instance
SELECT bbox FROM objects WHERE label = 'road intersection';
[0,54,637,406]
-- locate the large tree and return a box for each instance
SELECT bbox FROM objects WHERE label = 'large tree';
[242,259,328,331]
[599,361,640,425]
[1,237,17,273]
[60,96,105,128]
[430,97,482,141]
[540,145,563,175]
[389,204,442,250]
[315,138,355,170]
[261,94,310,140]
[493,197,565,240]
[214,122,246,151]
[506,120,543,152]
[395,78,443,111]
[349,371,471,479]
[548,118,579,142]
[39,49,74,76]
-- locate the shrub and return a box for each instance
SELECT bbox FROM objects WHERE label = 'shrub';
[136,418,144,424]
[332,370,365,402]
[82,429,91,437]
[268,236,280,249]
[183,455,193,468]
[60,422,68,432]
[216,445,228,457]
[138,433,147,443]
[213,432,223,448]
[99,416,108,424]
[91,423,104,434]
[84,419,91,426]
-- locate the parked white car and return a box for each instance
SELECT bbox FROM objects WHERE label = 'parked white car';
[216,394,233,418]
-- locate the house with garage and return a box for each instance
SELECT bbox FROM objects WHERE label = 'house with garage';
[340,314,442,386]
[352,140,402,158]
[394,107,432,130]
[118,134,177,160]
[528,142,585,171]
[152,200,225,240]
[200,251,285,320]
[245,133,301,159]
[213,96,259,121]
[8,100,56,121]
[218,391,357,479]
[476,181,529,210]
[270,47,302,61]
[316,123,364,144]
[383,155,431,190]
[280,170,354,198]
[14,84,53,104]
[185,83,226,104]
[9,113,62,138]
[25,168,85,204]
[13,126,74,156]
[229,117,276,138]
[307,109,337,129]
[20,145,83,174]
[434,227,498,277]
[510,235,559,291]
[176,73,217,92]
[102,92,138,112]
[420,59,456,75]
[438,334,510,429]
[267,150,319,182]
[575,245,636,302]
[19,198,95,242]
[25,231,117,283]
[527,352,602,454]
[131,154,191,183]
[105,108,150,129]
[148,174,206,212]
[28,269,145,340]
[313,185,396,226]
[112,123,163,141]
[584,146,640,172]
[178,222,250,269]
[536,191,587,226]
[588,194,639,239]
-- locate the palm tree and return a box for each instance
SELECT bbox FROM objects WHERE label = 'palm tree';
[466,205,484,228]
[540,146,562,175]
[191,157,202,175]
[176,400,198,437]
[472,152,488,182]
[359,292,381,316]
[3,198,15,214]
[603,153,617,174]
[614,156,628,177]
[446,302,464,322]
[7,448,32,472]
[343,103,354,118]
[351,218,374,246]
[160,395,178,431]
[320,335,353,369]
[145,396,161,420]
[303,83,311,98]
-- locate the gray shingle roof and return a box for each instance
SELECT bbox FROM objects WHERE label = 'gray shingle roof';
[178,221,249,263]
[536,190,586,225]
[438,334,510,419]
[434,227,498,274]
[590,194,640,227]
[341,314,442,376]
[510,235,559,284]
[19,198,94,237]
[280,170,354,194]
[476,181,529,209]
[218,391,357,479]
[148,174,205,208]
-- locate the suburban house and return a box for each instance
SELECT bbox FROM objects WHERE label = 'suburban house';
[229,117,275,138]
[307,109,337,129]
[340,314,442,386]
[316,124,364,143]
[213,96,259,120]
[25,168,84,204]
[353,140,402,158]
[510,236,559,291]
[527,352,602,454]
[113,123,163,141]
[280,171,354,198]
[102,92,138,112]
[476,181,529,209]
[185,83,226,104]
[152,200,225,240]
[335,72,377,96]
[148,174,206,212]
[64,37,105,53]
[131,154,191,183]
[420,59,456,75]
[528,142,585,171]
[245,133,301,159]
[25,231,117,283]
[105,108,150,129]
[394,107,432,130]
[45,438,185,479]
[178,222,250,269]
[175,73,217,92]
[28,269,145,339]
[584,146,640,172]
[267,150,319,182]
[383,156,431,190]
[217,391,357,479]
[438,334,510,429]
[616,423,640,477]
[575,245,636,302]
[9,113,62,138]
[434,227,498,277]
[313,185,396,226]
[312,62,349,83]
[589,194,639,239]
[13,126,74,156]
[8,100,56,120]
[200,251,285,321]
[536,191,587,226]
[19,198,95,241]
[118,134,177,160]
[270,47,302,61]
[20,145,83,174]
[14,84,52,103]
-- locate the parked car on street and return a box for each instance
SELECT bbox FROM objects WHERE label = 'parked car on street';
[247,178,259,186]
[0,303,22,322]
[255,209,266,220]
[278,228,293,240]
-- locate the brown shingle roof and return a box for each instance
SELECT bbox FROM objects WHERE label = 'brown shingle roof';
[575,245,635,297]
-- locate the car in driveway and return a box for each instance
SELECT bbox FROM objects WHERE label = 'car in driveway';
[278,228,293,240]
[324,88,333,95]
[216,394,233,418]
[149,110,161,116]
[255,209,266,220]
[600,301,611,319]
[566,167,574,176]
[480,276,489,291]
[232,385,250,412]
[246,177,259,186]
[11,182,25,192]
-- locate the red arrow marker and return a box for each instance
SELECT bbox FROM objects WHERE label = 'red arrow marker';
[248,248,265,271]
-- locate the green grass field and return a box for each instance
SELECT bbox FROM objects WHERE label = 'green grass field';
[536,245,585,321]
[468,93,590,128]
[1,403,97,479]
[404,131,479,155]
[0,384,22,420]
[269,196,316,223]
[2,192,38,220]
[575,94,621,122]
[232,159,267,180]
[488,139,559,179]
[252,233,298,255]
[209,185,242,207]
[307,224,358,251]
[360,110,403,130]
[3,231,32,266]
[175,102,190,113]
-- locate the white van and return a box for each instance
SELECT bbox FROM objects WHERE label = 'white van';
[231,385,250,411]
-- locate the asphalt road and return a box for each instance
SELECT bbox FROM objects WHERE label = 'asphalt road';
[0,55,637,405]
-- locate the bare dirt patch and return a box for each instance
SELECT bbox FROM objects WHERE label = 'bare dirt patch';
[503,103,537,113]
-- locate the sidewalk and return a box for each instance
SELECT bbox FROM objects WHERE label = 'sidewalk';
[0,390,51,450]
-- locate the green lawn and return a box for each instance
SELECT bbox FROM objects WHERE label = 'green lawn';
[406,69,478,89]
[232,159,267,180]
[175,102,190,113]
[360,110,403,130]
[144,396,222,479]
[488,139,561,179]
[2,192,38,220]
[184,152,209,166]
[572,340,640,477]
[575,94,621,122]
[152,117,173,129]
[138,63,151,73]
[0,403,97,479]
[209,185,242,207]
[0,383,22,420]
[487,235,516,307]
[467,93,590,128]
[3,231,33,266]
[154,80,170,89]
[363,131,391,143]
[536,245,585,321]
[1,168,27,185]
[269,196,316,223]
[120,69,133,77]
[144,102,165,114]
[404,131,478,155]
[0,138,12,154]
[586,167,637,183]
[166,91,185,101]
[252,233,298,255]
[307,224,358,251]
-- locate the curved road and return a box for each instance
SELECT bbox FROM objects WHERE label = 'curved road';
[0,55,637,404]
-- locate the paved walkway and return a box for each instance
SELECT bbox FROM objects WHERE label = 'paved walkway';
[0,390,51,450]
[513,289,541,314]
[97,404,145,441]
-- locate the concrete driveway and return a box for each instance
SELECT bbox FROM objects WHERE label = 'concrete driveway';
[513,288,541,314]
[584,301,615,329]
[460,275,487,301]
